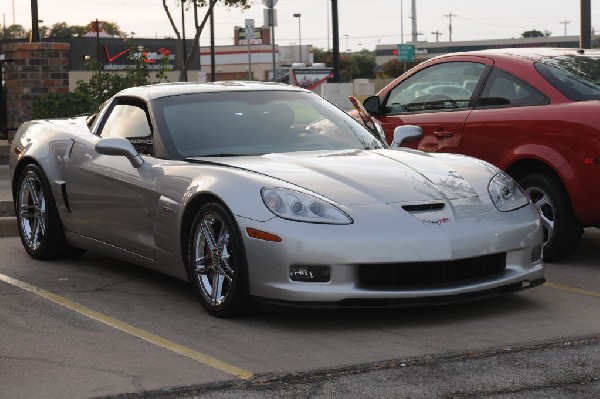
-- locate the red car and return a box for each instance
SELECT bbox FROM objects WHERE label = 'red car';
[357,48,600,261]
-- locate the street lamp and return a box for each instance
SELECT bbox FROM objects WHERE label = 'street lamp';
[344,34,349,52]
[293,13,302,63]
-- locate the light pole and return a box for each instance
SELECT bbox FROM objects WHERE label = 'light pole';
[293,13,302,63]
[344,34,349,52]
[30,0,40,42]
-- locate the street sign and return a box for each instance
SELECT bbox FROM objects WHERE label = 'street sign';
[264,8,278,27]
[397,44,415,62]
[245,19,255,40]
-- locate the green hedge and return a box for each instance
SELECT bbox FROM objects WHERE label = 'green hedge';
[31,91,98,120]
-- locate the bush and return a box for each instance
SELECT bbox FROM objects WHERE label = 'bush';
[31,91,97,119]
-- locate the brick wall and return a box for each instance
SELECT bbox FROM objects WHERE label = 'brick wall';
[1,42,69,141]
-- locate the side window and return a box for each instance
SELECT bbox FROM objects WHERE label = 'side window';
[477,69,548,108]
[99,102,154,155]
[384,62,486,114]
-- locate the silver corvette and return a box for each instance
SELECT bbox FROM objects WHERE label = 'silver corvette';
[9,82,544,317]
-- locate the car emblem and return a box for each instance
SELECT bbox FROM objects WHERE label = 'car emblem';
[422,217,450,225]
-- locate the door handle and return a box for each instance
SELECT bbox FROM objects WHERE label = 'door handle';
[433,131,454,138]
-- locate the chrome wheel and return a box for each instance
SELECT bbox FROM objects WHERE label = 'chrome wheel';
[192,211,235,307]
[18,170,48,251]
[525,186,555,244]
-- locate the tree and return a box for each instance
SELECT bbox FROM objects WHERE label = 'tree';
[313,47,332,64]
[381,59,405,78]
[101,22,125,38]
[46,21,122,38]
[49,22,76,38]
[349,50,376,79]
[0,24,27,39]
[521,29,550,38]
[162,0,253,82]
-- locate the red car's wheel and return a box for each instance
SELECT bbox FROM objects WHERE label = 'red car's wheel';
[520,172,582,261]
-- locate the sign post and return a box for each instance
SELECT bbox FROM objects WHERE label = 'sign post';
[263,0,278,81]
[245,18,255,80]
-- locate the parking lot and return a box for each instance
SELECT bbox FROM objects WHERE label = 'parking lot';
[1,229,599,398]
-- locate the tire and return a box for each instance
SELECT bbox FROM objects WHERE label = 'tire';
[16,164,85,259]
[519,172,582,261]
[187,203,250,317]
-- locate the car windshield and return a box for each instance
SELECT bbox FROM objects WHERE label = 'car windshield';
[535,54,600,101]
[154,90,384,158]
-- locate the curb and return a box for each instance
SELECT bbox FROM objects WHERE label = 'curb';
[0,217,18,238]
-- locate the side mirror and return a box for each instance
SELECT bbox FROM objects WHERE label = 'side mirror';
[391,125,423,149]
[363,96,381,115]
[95,137,144,168]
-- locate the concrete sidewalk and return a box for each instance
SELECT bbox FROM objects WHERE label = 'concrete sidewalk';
[0,140,17,237]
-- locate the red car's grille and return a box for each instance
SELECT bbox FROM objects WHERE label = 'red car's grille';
[358,253,507,288]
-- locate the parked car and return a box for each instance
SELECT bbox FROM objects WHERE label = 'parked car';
[10,82,544,317]
[355,48,600,261]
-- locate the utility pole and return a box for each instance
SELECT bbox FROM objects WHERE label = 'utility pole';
[560,19,571,36]
[410,0,417,42]
[443,12,457,42]
[580,0,591,48]
[332,0,340,82]
[210,0,216,81]
[431,30,443,42]
[30,0,40,42]
[400,0,404,44]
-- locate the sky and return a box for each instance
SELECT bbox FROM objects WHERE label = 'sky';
[1,0,598,50]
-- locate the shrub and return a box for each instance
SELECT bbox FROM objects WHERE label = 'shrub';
[31,91,97,119]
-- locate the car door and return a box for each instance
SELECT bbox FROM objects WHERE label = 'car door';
[66,97,161,260]
[376,58,493,153]
[463,67,550,168]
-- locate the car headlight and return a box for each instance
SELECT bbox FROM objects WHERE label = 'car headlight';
[488,173,529,212]
[261,187,353,224]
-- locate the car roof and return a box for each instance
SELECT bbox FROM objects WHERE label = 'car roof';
[436,47,600,63]
[117,81,310,101]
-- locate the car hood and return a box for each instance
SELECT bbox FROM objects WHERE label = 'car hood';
[191,149,480,205]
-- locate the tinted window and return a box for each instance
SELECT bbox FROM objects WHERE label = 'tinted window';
[477,69,547,108]
[99,102,153,155]
[154,91,384,158]
[385,62,486,113]
[535,55,600,101]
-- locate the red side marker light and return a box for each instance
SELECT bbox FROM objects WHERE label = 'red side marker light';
[584,157,600,165]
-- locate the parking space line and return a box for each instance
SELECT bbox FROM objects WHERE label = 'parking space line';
[0,273,253,380]
[545,281,600,298]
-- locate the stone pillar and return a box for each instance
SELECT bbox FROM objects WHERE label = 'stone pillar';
[1,42,69,141]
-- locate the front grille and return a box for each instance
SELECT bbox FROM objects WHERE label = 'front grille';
[358,253,506,289]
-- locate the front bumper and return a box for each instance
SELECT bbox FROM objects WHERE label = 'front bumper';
[237,198,545,304]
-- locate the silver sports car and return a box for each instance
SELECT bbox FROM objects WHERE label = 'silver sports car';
[9,82,544,317]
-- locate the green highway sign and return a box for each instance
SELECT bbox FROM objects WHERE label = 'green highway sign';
[397,44,415,62]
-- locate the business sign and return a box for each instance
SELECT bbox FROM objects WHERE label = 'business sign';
[397,44,415,62]
[238,27,263,45]
[291,68,333,91]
